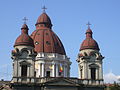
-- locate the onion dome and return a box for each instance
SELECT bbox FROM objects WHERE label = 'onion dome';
[14,24,34,47]
[31,12,66,55]
[80,27,100,51]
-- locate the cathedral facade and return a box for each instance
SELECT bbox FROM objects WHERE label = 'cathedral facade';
[11,9,104,90]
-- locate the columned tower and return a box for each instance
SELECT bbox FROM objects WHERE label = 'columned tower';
[11,24,36,82]
[77,25,104,85]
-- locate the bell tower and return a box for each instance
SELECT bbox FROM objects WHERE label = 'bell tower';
[11,24,36,83]
[77,24,104,85]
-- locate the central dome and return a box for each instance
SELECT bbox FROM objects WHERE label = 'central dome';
[31,12,66,55]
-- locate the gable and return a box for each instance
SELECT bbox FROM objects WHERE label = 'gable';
[43,78,80,86]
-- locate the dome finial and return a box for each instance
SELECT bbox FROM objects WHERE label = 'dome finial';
[22,17,28,24]
[42,6,47,13]
[86,21,91,29]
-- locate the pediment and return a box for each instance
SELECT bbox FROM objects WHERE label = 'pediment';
[44,78,80,86]
[19,61,31,66]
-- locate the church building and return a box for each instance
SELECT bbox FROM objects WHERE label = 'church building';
[11,8,105,90]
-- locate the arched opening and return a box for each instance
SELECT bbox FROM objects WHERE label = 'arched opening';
[91,68,96,80]
[46,71,50,77]
[89,64,99,80]
[21,65,27,77]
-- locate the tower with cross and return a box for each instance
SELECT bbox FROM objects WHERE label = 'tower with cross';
[77,23,104,85]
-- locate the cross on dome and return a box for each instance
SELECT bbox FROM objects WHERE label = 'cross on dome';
[86,22,91,29]
[42,6,47,13]
[23,17,28,24]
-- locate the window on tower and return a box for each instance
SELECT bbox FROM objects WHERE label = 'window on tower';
[46,41,51,45]
[91,68,96,80]
[46,71,50,77]
[21,65,27,77]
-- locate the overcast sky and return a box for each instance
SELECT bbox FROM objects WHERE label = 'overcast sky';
[0,0,120,83]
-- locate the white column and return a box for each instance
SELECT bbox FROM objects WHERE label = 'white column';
[86,63,88,79]
[68,66,70,77]
[42,63,45,77]
[27,66,29,77]
[38,63,40,77]
[19,66,21,77]
[84,62,87,79]
[13,62,16,77]
[52,64,55,77]
[16,61,18,77]
[78,64,81,78]
[56,64,58,77]
[99,64,103,79]
[65,65,67,77]
[88,68,91,79]
[96,69,99,79]
[64,65,66,77]
[65,66,67,77]
[40,63,42,77]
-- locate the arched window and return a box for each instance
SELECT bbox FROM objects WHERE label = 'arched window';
[84,52,88,56]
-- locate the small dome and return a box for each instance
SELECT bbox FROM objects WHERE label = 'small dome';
[21,24,29,30]
[80,28,99,51]
[86,28,93,34]
[14,24,34,47]
[35,12,52,27]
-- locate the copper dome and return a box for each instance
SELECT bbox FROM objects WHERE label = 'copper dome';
[31,12,66,55]
[14,24,34,47]
[80,28,99,51]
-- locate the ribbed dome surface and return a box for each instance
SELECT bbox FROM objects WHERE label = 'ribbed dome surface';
[31,12,66,55]
[31,29,66,55]
[80,28,99,51]
[14,24,34,47]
